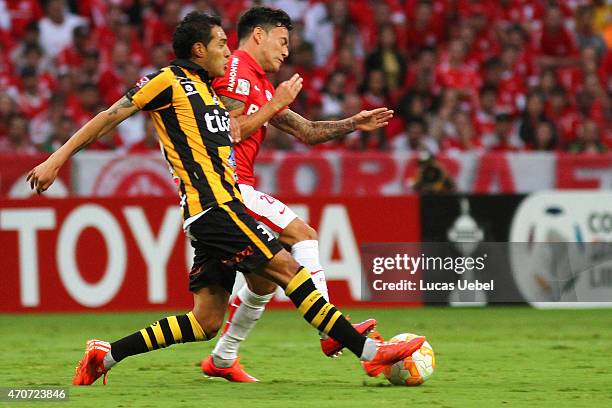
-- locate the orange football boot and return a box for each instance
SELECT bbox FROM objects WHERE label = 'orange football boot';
[201,355,258,383]
[362,336,426,377]
[320,318,377,357]
[73,340,111,385]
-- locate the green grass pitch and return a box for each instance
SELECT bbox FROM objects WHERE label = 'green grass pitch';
[1,307,611,408]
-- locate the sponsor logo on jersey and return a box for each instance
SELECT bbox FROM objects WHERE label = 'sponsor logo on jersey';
[245,104,268,126]
[227,148,238,182]
[246,104,259,115]
[175,76,199,96]
[135,75,150,89]
[227,148,236,169]
[230,245,254,264]
[227,57,239,92]
[236,79,250,96]
[204,109,231,133]
[182,82,198,96]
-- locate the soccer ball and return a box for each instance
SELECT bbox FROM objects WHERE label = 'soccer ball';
[384,333,435,386]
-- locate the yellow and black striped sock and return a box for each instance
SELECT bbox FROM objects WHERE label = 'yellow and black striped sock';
[285,267,366,357]
[110,312,207,362]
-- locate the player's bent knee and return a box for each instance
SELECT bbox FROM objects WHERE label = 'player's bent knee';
[298,223,318,241]
[246,273,278,295]
[191,310,224,339]
[281,219,317,246]
[191,305,225,340]
[261,250,301,288]
[202,323,223,340]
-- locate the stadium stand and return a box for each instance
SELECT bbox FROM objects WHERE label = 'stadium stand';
[0,0,610,154]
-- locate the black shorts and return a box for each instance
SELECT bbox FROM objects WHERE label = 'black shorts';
[187,199,283,293]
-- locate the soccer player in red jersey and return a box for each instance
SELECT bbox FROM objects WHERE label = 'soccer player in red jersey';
[200,7,394,382]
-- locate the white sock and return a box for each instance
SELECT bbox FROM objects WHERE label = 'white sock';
[292,240,330,340]
[359,338,377,362]
[211,284,273,367]
[103,350,117,370]
[292,240,328,301]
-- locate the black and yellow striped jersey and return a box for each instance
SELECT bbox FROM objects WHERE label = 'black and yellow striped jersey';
[126,59,242,222]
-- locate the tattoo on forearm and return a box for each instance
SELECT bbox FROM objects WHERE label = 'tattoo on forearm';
[71,97,137,155]
[219,96,246,112]
[308,118,355,143]
[271,110,355,145]
[108,97,135,116]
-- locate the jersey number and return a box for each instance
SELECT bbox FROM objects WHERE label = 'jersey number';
[256,224,275,242]
[259,194,276,204]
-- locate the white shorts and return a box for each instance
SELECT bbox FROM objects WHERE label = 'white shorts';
[239,184,298,234]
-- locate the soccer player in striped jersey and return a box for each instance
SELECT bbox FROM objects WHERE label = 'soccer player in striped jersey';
[27,11,424,386]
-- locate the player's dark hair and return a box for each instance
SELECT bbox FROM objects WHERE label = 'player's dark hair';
[172,12,222,59]
[237,7,293,43]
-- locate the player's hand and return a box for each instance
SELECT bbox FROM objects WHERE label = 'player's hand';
[352,108,394,131]
[26,158,61,194]
[229,116,241,143]
[272,73,303,109]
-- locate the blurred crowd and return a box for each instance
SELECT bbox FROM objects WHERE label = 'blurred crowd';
[0,0,610,155]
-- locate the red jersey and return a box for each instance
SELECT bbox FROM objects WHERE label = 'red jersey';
[213,50,281,186]
[532,26,579,58]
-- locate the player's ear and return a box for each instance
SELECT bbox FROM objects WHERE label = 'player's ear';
[192,42,207,58]
[253,27,265,44]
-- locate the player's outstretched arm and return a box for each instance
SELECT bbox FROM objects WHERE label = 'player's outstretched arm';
[269,107,394,145]
[222,73,303,142]
[26,96,140,193]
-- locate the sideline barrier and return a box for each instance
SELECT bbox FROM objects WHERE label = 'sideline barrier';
[3,152,612,199]
[0,196,420,312]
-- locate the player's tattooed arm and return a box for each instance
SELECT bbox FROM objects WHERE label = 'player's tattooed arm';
[73,96,141,151]
[27,96,141,193]
[270,107,394,145]
[218,96,247,142]
[219,95,246,113]
[220,94,285,142]
[100,96,140,136]
[269,109,355,144]
[220,74,303,142]
[107,96,139,117]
